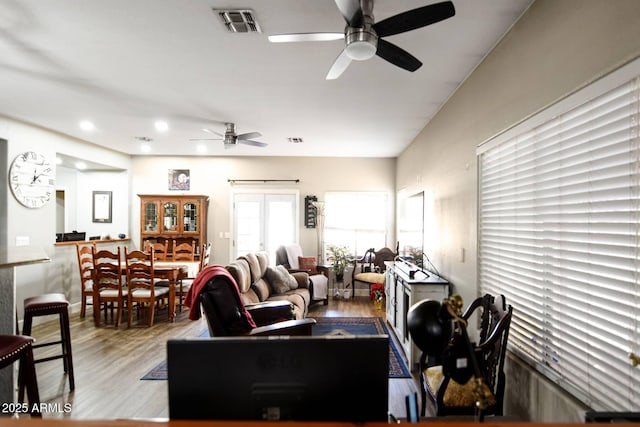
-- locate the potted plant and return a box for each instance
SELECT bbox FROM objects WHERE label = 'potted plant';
[326,244,350,281]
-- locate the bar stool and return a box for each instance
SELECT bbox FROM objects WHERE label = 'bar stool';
[21,293,75,392]
[0,335,41,417]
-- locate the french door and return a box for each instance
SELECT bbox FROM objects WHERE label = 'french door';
[232,192,298,261]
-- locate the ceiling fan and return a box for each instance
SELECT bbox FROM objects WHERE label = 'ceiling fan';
[268,0,455,80]
[189,122,268,148]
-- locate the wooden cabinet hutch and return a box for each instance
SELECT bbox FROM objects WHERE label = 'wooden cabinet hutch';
[138,194,209,258]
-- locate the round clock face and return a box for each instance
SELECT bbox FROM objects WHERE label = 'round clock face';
[9,151,55,209]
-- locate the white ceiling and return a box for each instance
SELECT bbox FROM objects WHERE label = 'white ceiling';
[0,0,532,159]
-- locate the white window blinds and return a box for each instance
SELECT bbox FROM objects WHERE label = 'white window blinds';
[478,64,640,411]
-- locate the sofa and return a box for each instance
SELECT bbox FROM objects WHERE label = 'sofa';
[226,252,312,319]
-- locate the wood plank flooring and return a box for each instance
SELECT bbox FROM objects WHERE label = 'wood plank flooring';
[16,296,421,420]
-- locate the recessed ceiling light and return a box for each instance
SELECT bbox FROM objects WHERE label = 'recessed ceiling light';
[55,156,63,165]
[79,120,95,131]
[155,120,169,132]
[75,161,87,170]
[140,143,151,153]
[196,144,207,153]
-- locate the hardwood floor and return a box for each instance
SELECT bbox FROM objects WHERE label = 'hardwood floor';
[17,296,420,420]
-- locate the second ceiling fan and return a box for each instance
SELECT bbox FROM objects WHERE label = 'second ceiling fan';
[268,0,455,80]
[190,122,268,149]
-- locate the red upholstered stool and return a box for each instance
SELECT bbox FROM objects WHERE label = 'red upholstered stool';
[0,335,41,417]
[22,293,75,392]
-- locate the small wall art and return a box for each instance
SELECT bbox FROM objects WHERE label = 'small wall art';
[168,169,190,191]
[92,191,112,223]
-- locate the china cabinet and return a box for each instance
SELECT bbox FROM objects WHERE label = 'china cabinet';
[138,194,209,258]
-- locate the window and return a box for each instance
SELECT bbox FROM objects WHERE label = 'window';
[233,192,297,261]
[324,192,388,257]
[477,60,640,411]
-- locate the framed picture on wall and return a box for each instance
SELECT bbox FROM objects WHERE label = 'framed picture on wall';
[92,191,112,223]
[168,169,190,191]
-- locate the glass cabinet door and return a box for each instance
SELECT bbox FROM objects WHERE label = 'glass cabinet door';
[143,202,159,232]
[183,202,198,232]
[162,202,178,232]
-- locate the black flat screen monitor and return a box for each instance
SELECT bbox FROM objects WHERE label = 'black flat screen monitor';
[585,412,640,422]
[62,231,85,242]
[167,335,389,422]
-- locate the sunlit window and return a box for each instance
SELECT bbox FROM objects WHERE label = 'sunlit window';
[324,192,388,258]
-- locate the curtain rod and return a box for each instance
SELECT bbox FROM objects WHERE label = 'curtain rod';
[227,179,300,184]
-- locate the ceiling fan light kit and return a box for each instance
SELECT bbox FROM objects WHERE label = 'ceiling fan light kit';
[269,0,455,79]
[345,28,378,61]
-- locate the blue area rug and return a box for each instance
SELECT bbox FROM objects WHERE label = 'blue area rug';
[141,316,411,380]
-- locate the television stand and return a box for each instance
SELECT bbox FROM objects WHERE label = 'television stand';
[384,261,449,373]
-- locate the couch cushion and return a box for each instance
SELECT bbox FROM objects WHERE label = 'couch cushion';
[226,260,252,293]
[255,251,269,275]
[241,253,263,284]
[268,288,310,319]
[290,271,310,289]
[252,278,271,301]
[265,265,298,294]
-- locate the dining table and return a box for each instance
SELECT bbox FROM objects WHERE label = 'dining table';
[94,260,199,324]
[152,261,199,322]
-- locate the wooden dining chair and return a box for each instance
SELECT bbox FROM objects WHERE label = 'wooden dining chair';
[200,242,212,270]
[419,294,513,417]
[91,246,127,327]
[145,240,168,261]
[172,240,197,312]
[76,242,96,318]
[124,248,170,327]
[172,240,196,262]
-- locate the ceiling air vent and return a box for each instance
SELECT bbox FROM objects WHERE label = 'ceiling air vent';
[213,9,261,33]
[287,137,304,144]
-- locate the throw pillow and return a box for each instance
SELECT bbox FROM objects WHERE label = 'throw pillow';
[266,265,298,294]
[298,256,317,273]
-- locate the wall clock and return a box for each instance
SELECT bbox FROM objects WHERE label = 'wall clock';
[9,151,55,208]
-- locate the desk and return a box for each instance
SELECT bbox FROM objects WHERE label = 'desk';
[0,246,50,410]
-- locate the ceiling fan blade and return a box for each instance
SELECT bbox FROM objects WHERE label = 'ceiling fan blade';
[268,33,344,43]
[202,128,224,137]
[334,0,363,26]
[326,48,352,80]
[373,1,455,38]
[376,38,422,72]
[237,131,262,140]
[239,139,268,148]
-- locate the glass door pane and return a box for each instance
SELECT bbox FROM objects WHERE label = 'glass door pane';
[183,202,198,232]
[233,192,297,261]
[144,202,158,232]
[162,202,178,232]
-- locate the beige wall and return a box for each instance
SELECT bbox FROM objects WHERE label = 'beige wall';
[131,155,396,266]
[397,0,640,421]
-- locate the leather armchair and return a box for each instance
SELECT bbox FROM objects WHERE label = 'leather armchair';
[197,271,316,337]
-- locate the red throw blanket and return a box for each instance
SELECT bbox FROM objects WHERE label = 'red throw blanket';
[184,265,256,328]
